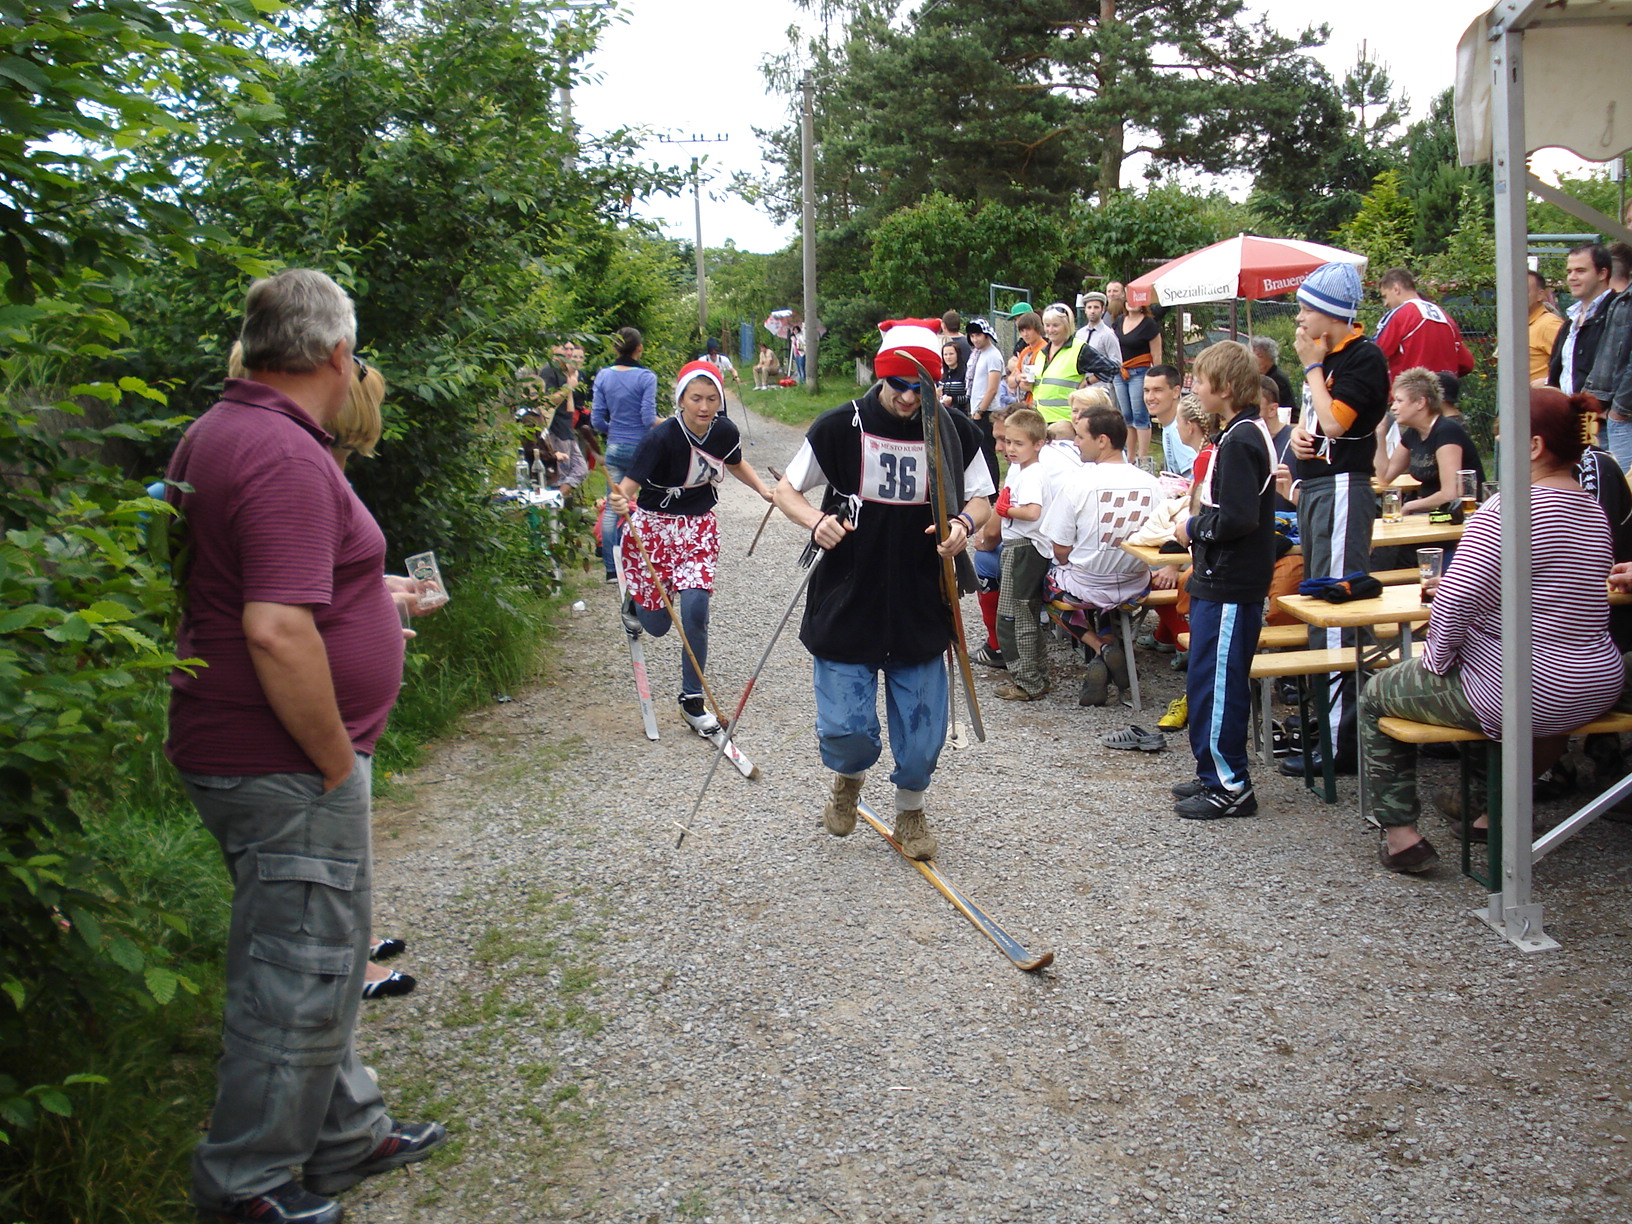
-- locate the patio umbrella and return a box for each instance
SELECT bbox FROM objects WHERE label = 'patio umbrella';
[1126,234,1368,309]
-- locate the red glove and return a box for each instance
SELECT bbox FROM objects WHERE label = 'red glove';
[994,486,1013,519]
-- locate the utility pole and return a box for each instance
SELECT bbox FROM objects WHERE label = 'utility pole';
[800,72,819,391]
[658,134,728,336]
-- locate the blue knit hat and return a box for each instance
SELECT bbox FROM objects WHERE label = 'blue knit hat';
[1296,262,1363,322]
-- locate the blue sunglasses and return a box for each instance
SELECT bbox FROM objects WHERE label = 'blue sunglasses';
[883,375,922,393]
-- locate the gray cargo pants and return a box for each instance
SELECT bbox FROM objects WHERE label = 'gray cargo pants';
[180,754,390,1208]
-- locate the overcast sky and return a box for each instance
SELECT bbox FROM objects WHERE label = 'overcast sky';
[570,1,1587,254]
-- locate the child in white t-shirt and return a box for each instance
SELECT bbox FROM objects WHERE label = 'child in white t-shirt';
[994,409,1057,701]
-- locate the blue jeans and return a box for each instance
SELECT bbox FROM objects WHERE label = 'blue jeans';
[634,587,711,697]
[813,654,947,811]
[1113,368,1151,429]
[180,754,390,1208]
[600,441,638,577]
[1606,416,1632,474]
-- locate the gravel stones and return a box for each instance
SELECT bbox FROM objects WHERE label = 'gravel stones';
[347,401,1632,1224]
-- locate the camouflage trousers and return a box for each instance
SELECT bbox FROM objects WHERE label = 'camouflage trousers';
[996,542,1050,697]
[1359,658,1485,828]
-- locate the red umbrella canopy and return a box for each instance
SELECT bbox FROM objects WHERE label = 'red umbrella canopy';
[1126,235,1368,309]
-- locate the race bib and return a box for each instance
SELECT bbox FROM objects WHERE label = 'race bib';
[683,444,726,489]
[859,432,928,505]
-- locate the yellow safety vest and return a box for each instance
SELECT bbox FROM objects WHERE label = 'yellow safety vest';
[1034,341,1084,424]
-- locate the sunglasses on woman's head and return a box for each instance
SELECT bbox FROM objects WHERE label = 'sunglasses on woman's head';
[352,354,368,381]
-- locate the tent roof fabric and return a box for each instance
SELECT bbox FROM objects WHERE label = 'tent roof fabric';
[1456,0,1632,166]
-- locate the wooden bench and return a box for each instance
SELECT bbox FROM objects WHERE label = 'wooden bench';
[1177,623,1312,653]
[1140,588,1179,607]
[1256,649,1394,801]
[1373,568,1420,586]
[1375,711,1632,885]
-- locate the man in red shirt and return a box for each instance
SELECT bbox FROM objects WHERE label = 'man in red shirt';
[1373,267,1475,383]
[168,270,446,1224]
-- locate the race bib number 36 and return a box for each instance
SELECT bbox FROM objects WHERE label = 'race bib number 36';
[859,432,927,505]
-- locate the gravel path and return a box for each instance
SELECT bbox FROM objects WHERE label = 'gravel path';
[350,400,1632,1224]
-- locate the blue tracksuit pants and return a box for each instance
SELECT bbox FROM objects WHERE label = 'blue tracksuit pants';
[1185,597,1263,792]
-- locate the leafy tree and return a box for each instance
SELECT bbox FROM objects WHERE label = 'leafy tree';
[1399,89,1492,257]
[1335,169,1416,276]
[1246,58,1395,241]
[1050,0,1328,199]
[1071,181,1238,284]
[1422,184,1497,294]
[0,0,276,1145]
[115,0,682,565]
[1527,170,1624,240]
[868,193,1069,317]
[1340,42,1406,151]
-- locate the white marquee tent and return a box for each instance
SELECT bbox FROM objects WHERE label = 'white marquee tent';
[1453,0,1632,950]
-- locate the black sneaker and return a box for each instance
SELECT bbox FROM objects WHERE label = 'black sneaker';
[199,1181,340,1224]
[971,644,1006,669]
[1171,777,1210,799]
[620,593,642,636]
[1175,785,1258,820]
[305,1121,449,1196]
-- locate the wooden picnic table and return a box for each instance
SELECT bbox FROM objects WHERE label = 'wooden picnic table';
[1121,515,1463,571]
[1371,517,1465,548]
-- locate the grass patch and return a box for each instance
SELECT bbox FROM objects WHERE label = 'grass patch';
[734,384,843,428]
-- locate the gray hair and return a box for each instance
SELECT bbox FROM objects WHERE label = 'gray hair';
[239,269,357,374]
[1249,334,1279,363]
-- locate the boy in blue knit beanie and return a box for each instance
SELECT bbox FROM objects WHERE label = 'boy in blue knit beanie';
[1280,261,1390,778]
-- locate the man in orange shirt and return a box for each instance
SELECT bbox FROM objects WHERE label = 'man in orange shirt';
[1527,269,1565,385]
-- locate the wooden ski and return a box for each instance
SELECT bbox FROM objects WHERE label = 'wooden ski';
[856,799,1053,973]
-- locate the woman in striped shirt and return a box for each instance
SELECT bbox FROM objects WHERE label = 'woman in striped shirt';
[1361,387,1625,873]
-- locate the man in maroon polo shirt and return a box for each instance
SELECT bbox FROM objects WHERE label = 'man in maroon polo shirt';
[167,269,445,1224]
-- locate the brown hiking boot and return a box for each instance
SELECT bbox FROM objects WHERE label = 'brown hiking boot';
[822,773,864,837]
[892,809,938,861]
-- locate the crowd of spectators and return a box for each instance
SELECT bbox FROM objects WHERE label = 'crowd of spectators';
[934,247,1632,866]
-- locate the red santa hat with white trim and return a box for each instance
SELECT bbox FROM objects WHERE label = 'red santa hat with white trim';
[875,318,944,382]
[673,359,725,407]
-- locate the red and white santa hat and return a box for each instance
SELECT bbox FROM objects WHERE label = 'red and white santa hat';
[673,359,725,407]
[875,318,944,382]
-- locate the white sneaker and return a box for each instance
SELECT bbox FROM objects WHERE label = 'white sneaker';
[678,695,722,737]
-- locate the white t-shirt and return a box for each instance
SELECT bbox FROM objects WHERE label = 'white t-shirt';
[1045,438,1084,468]
[965,343,1007,415]
[1042,461,1163,582]
[1000,461,1049,549]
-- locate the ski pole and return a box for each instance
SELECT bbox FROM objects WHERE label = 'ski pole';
[745,465,785,557]
[677,501,846,849]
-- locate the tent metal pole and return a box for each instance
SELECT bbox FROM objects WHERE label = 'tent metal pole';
[1478,17,1556,953]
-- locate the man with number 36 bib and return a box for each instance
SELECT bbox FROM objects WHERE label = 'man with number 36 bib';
[772,319,994,860]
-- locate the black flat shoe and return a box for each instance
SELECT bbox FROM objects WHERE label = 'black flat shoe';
[1279,752,1357,778]
[361,969,416,1000]
[369,937,406,962]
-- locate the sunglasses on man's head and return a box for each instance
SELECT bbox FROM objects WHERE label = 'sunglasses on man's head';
[883,375,921,393]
